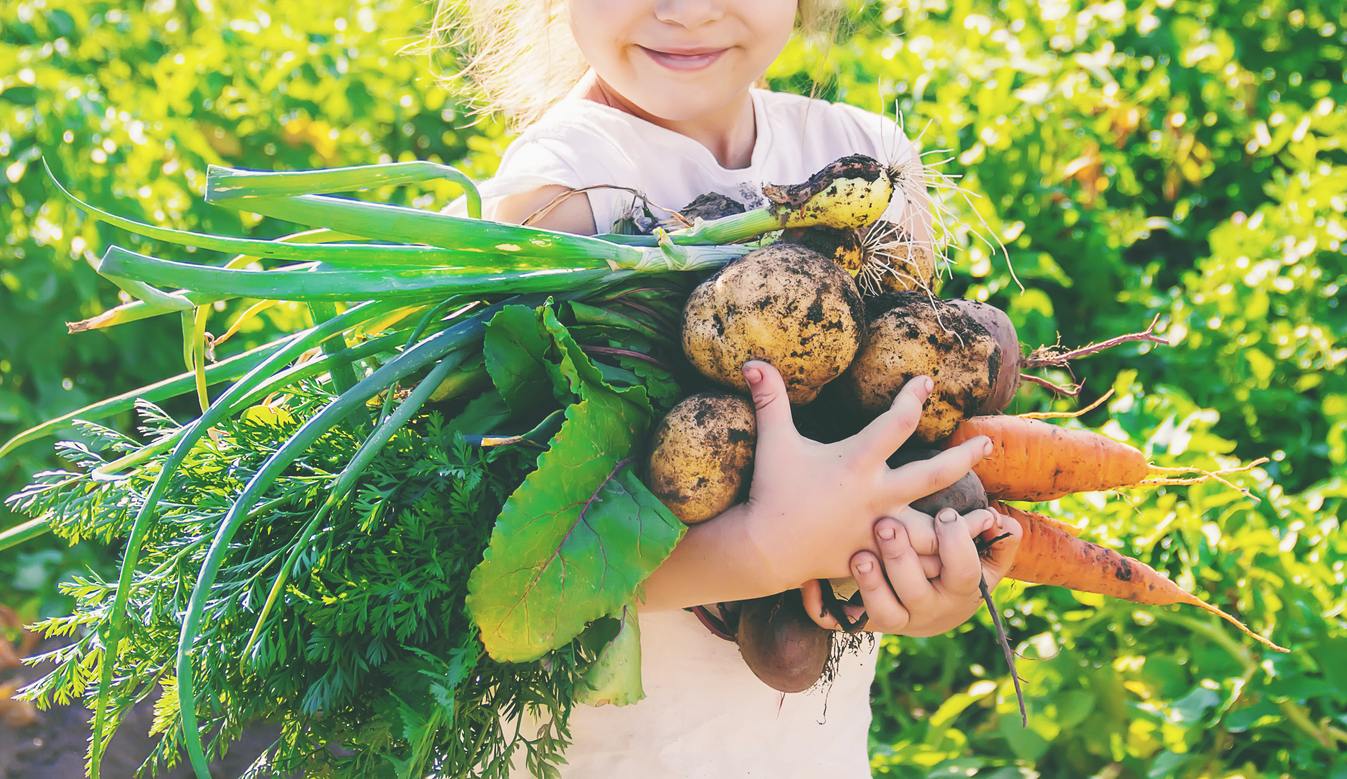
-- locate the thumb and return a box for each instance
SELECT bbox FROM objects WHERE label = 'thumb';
[799,579,842,631]
[743,360,796,446]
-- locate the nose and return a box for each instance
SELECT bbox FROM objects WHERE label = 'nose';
[654,0,725,27]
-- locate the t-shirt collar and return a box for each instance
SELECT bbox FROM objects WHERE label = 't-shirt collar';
[553,90,768,175]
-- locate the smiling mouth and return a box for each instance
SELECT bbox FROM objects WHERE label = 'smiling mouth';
[639,46,727,72]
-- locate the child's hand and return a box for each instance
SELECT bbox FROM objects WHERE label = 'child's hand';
[637,359,994,612]
[736,360,994,593]
[800,507,1023,636]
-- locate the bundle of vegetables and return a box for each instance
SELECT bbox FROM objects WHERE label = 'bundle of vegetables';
[0,152,1282,779]
[0,157,898,778]
[644,191,1286,694]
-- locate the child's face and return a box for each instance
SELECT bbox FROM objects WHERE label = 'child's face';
[568,0,797,124]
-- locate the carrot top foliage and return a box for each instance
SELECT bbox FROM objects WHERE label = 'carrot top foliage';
[10,390,585,778]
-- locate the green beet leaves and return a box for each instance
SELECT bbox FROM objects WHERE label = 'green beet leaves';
[575,604,644,707]
[482,304,562,415]
[484,303,651,412]
[468,306,683,663]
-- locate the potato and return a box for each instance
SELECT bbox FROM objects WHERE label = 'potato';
[682,243,865,405]
[778,225,865,277]
[643,392,756,525]
[842,291,1001,443]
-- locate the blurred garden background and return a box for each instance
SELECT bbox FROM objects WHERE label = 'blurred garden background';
[0,0,1343,777]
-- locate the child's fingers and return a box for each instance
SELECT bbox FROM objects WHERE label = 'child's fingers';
[875,521,938,615]
[877,517,944,578]
[743,360,797,450]
[962,509,998,537]
[886,509,937,554]
[850,550,911,632]
[880,436,992,508]
[933,509,984,598]
[851,375,933,464]
[884,508,987,556]
[799,579,843,631]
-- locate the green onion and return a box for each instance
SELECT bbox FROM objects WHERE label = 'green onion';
[205,159,484,219]
[97,246,638,302]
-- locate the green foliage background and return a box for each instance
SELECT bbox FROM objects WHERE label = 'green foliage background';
[1,0,1343,777]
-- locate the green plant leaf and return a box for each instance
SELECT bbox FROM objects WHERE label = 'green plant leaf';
[540,306,651,414]
[568,301,673,346]
[483,305,566,415]
[575,604,644,708]
[445,390,514,438]
[466,392,683,662]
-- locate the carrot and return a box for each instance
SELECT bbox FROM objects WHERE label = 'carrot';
[947,415,1263,501]
[990,500,1083,537]
[994,504,1287,652]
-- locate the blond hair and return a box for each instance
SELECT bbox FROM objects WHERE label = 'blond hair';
[426,0,848,130]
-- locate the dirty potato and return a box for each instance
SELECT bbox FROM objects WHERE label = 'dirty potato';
[842,291,1001,442]
[644,392,757,525]
[778,225,866,277]
[682,243,865,405]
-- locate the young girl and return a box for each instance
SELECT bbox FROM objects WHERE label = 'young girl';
[440,1,1023,775]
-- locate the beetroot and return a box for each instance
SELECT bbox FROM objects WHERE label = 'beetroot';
[735,589,831,693]
[946,299,1021,414]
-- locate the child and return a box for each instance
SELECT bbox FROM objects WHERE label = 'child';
[439,1,1023,775]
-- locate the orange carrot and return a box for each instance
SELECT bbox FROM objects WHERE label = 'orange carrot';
[994,505,1286,652]
[947,415,1262,501]
[947,415,1147,500]
[990,500,1083,537]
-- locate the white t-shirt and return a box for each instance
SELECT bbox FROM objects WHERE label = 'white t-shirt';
[484,90,915,779]
[480,89,915,232]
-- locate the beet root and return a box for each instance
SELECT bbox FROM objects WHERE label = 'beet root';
[889,449,990,515]
[946,299,1021,413]
[735,589,831,693]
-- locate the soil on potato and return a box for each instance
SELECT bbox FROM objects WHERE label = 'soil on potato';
[0,638,293,779]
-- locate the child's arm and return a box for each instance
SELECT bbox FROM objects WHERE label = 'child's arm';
[491,186,597,234]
